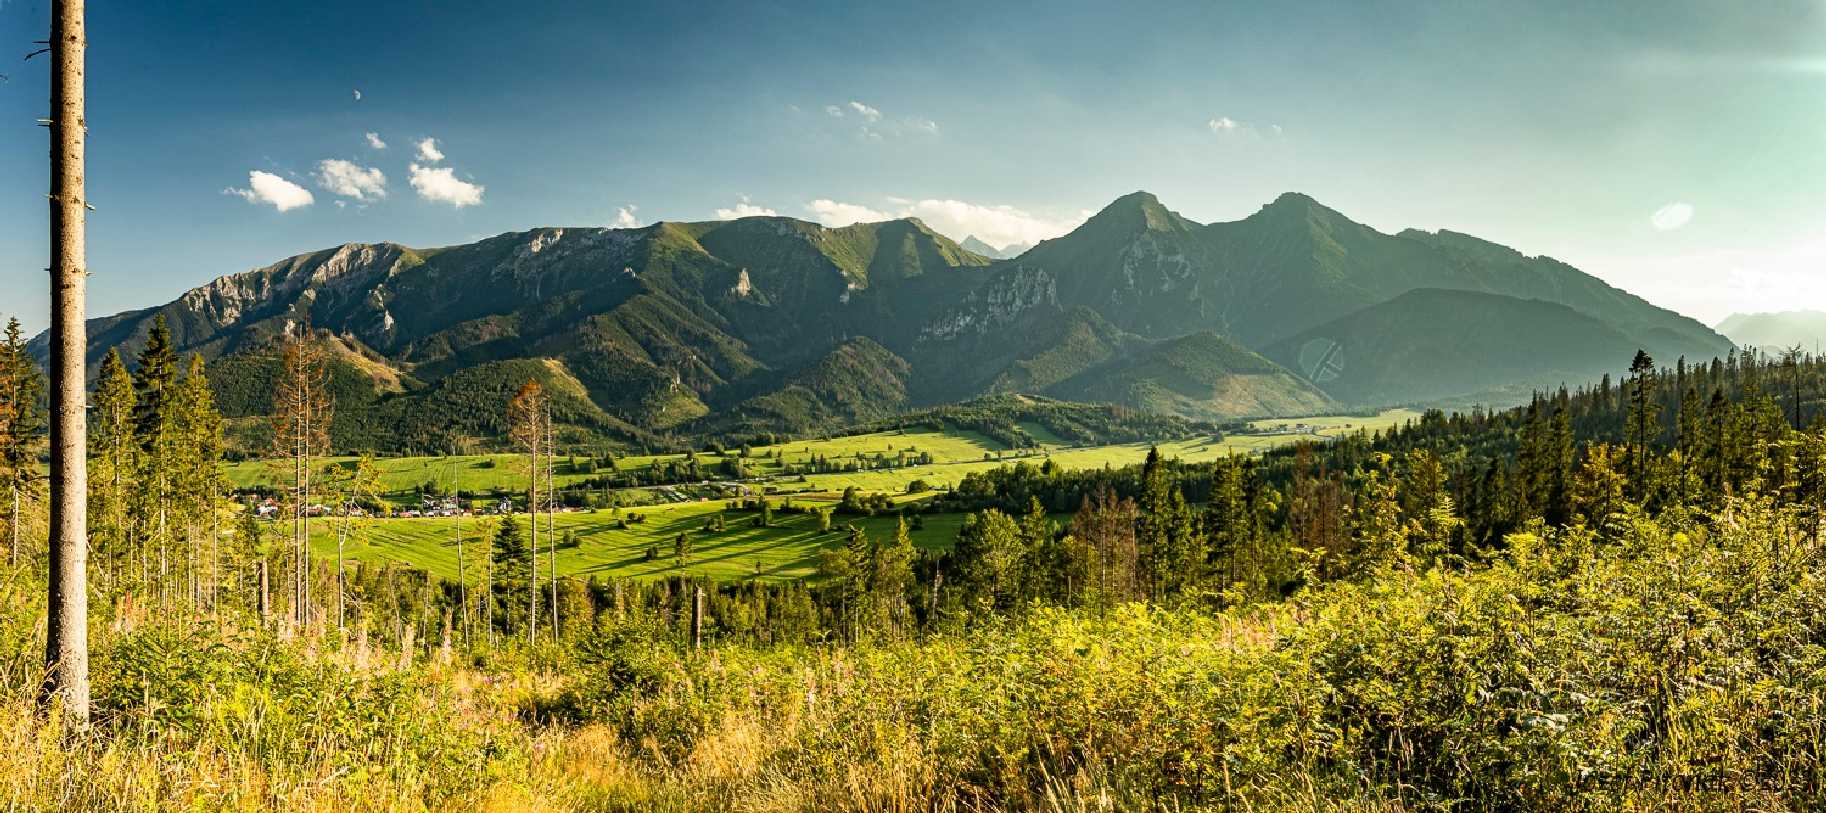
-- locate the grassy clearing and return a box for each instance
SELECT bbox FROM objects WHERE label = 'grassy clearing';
[310,501,970,583]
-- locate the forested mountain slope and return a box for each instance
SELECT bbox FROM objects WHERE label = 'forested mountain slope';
[30,192,1733,450]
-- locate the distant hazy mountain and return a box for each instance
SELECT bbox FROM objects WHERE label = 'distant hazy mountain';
[33,190,1735,450]
[1263,289,1660,406]
[1716,310,1826,354]
[1009,191,1730,353]
[960,235,1030,260]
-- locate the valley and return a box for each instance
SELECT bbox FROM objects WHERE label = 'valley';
[249,408,1418,581]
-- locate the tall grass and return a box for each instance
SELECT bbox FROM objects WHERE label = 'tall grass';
[0,497,1821,810]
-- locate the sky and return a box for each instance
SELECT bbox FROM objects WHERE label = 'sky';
[3,0,1826,336]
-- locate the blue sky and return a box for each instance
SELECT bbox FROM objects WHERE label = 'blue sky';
[4,0,1826,335]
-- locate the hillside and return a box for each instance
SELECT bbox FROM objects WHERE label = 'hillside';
[1049,331,1334,420]
[32,191,1736,448]
[1261,289,1653,406]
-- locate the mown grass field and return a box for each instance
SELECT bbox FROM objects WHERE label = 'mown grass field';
[271,409,1417,582]
[228,410,1417,501]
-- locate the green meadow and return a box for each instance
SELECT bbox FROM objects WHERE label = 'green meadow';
[270,408,1418,582]
[308,499,967,583]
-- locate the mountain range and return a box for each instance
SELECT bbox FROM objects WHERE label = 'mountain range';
[960,236,1032,260]
[31,191,1735,452]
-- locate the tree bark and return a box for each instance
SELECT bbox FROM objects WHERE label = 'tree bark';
[44,0,90,726]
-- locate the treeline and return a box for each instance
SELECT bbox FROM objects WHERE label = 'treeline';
[861,393,1228,449]
[14,331,1826,658]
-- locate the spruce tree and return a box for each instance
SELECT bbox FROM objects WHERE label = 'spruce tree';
[1627,350,1660,496]
[172,354,224,609]
[0,318,45,567]
[88,348,134,586]
[491,514,530,633]
[131,315,181,601]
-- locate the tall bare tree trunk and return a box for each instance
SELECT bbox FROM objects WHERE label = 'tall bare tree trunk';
[453,462,466,647]
[335,511,347,633]
[528,438,538,649]
[547,409,558,639]
[44,0,90,726]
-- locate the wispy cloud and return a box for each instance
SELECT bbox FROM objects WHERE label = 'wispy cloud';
[315,159,387,201]
[715,196,777,219]
[364,132,387,149]
[611,205,641,228]
[822,100,938,140]
[416,137,445,162]
[408,163,483,207]
[223,170,314,211]
[848,101,882,122]
[1207,115,1282,138]
[1652,202,1695,231]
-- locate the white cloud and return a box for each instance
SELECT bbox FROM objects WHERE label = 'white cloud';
[820,101,938,140]
[314,159,387,201]
[715,196,777,219]
[805,199,890,227]
[364,131,387,149]
[408,163,484,207]
[352,89,362,101]
[801,196,1087,247]
[848,101,882,122]
[899,199,1090,249]
[1207,116,1240,133]
[1652,202,1695,231]
[611,205,641,228]
[416,137,445,162]
[223,170,314,211]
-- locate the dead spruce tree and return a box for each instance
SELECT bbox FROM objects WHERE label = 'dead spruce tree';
[43,0,91,725]
[271,336,332,632]
[508,380,547,647]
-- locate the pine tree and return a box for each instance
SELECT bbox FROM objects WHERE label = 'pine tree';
[1067,488,1138,609]
[88,349,134,589]
[491,514,530,634]
[172,354,224,610]
[868,517,917,634]
[127,316,184,602]
[0,318,45,567]
[1628,350,1660,496]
